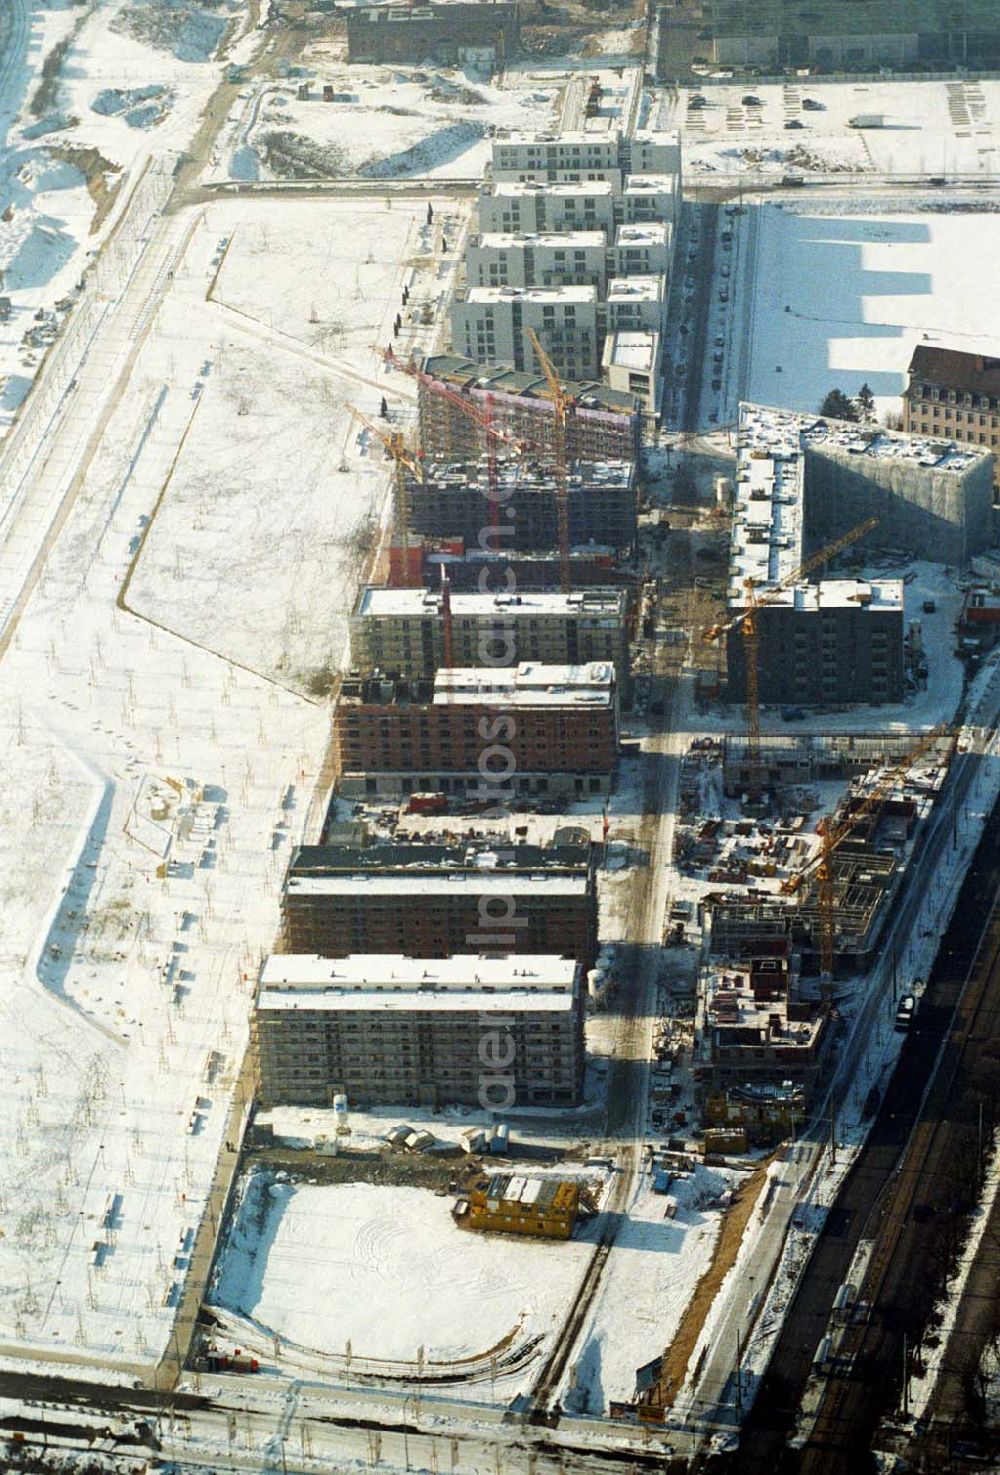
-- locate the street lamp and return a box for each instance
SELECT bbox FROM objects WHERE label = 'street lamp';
[402,1393,412,1471]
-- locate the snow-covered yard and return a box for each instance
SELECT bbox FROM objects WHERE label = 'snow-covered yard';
[123,196,469,689]
[566,1161,738,1412]
[211,1176,595,1374]
[0,191,457,1376]
[746,206,1000,420]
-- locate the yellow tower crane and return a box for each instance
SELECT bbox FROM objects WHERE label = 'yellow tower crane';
[526,327,574,594]
[704,516,878,803]
[348,405,424,547]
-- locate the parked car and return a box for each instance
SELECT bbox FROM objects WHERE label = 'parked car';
[742,94,762,106]
[784,119,805,129]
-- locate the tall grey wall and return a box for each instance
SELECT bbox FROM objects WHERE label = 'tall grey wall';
[802,445,994,567]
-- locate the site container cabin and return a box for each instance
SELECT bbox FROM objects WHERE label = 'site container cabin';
[894,994,916,1032]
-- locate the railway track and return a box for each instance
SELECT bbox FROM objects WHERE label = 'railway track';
[797,829,1000,1471]
[730,796,1000,1475]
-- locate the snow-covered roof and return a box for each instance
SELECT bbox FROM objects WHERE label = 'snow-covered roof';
[606,330,658,372]
[623,173,676,193]
[473,230,607,250]
[607,274,664,301]
[356,586,625,618]
[285,873,589,897]
[615,222,671,245]
[434,660,615,704]
[484,179,615,198]
[259,952,578,996]
[465,284,598,305]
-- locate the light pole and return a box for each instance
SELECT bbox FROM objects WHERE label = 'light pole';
[402,1393,412,1471]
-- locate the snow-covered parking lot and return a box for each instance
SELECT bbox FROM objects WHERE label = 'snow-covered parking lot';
[670,77,1000,180]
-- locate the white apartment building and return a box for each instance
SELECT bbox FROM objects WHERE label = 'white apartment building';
[451,284,602,379]
[611,222,672,278]
[606,275,664,334]
[623,173,678,227]
[627,128,683,179]
[490,128,682,186]
[477,180,617,236]
[464,231,609,293]
[464,223,672,297]
[603,330,662,418]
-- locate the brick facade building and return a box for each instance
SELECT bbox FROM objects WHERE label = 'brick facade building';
[334,662,618,799]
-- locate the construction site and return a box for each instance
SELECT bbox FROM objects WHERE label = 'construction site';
[7,0,1000,1468]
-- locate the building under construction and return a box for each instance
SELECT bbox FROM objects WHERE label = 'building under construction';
[405,457,637,553]
[416,354,642,465]
[721,731,955,799]
[692,953,832,1139]
[459,1173,580,1239]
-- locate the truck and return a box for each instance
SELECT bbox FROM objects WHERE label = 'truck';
[848,113,885,129]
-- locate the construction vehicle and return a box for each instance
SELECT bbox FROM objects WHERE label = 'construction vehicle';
[703,516,877,803]
[527,327,574,594]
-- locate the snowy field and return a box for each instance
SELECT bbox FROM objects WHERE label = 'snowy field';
[212,1175,597,1381]
[0,0,260,436]
[125,195,467,689]
[212,64,562,184]
[0,190,456,1376]
[664,77,1000,180]
[566,1161,737,1413]
[746,206,1000,419]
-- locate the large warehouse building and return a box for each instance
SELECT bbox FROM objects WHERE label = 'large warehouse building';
[659,0,1000,73]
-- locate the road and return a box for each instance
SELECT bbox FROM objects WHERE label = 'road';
[527,654,686,1416]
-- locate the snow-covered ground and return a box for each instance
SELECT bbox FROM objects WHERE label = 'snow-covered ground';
[210,64,562,184]
[0,190,456,1375]
[746,205,1000,419]
[124,195,467,689]
[567,1159,738,1413]
[662,77,1000,181]
[0,0,261,437]
[211,1173,599,1386]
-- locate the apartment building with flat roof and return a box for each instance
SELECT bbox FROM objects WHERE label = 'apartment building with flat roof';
[349,585,630,680]
[451,284,602,380]
[477,180,617,237]
[256,953,584,1107]
[333,661,618,799]
[404,457,637,552]
[280,839,598,962]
